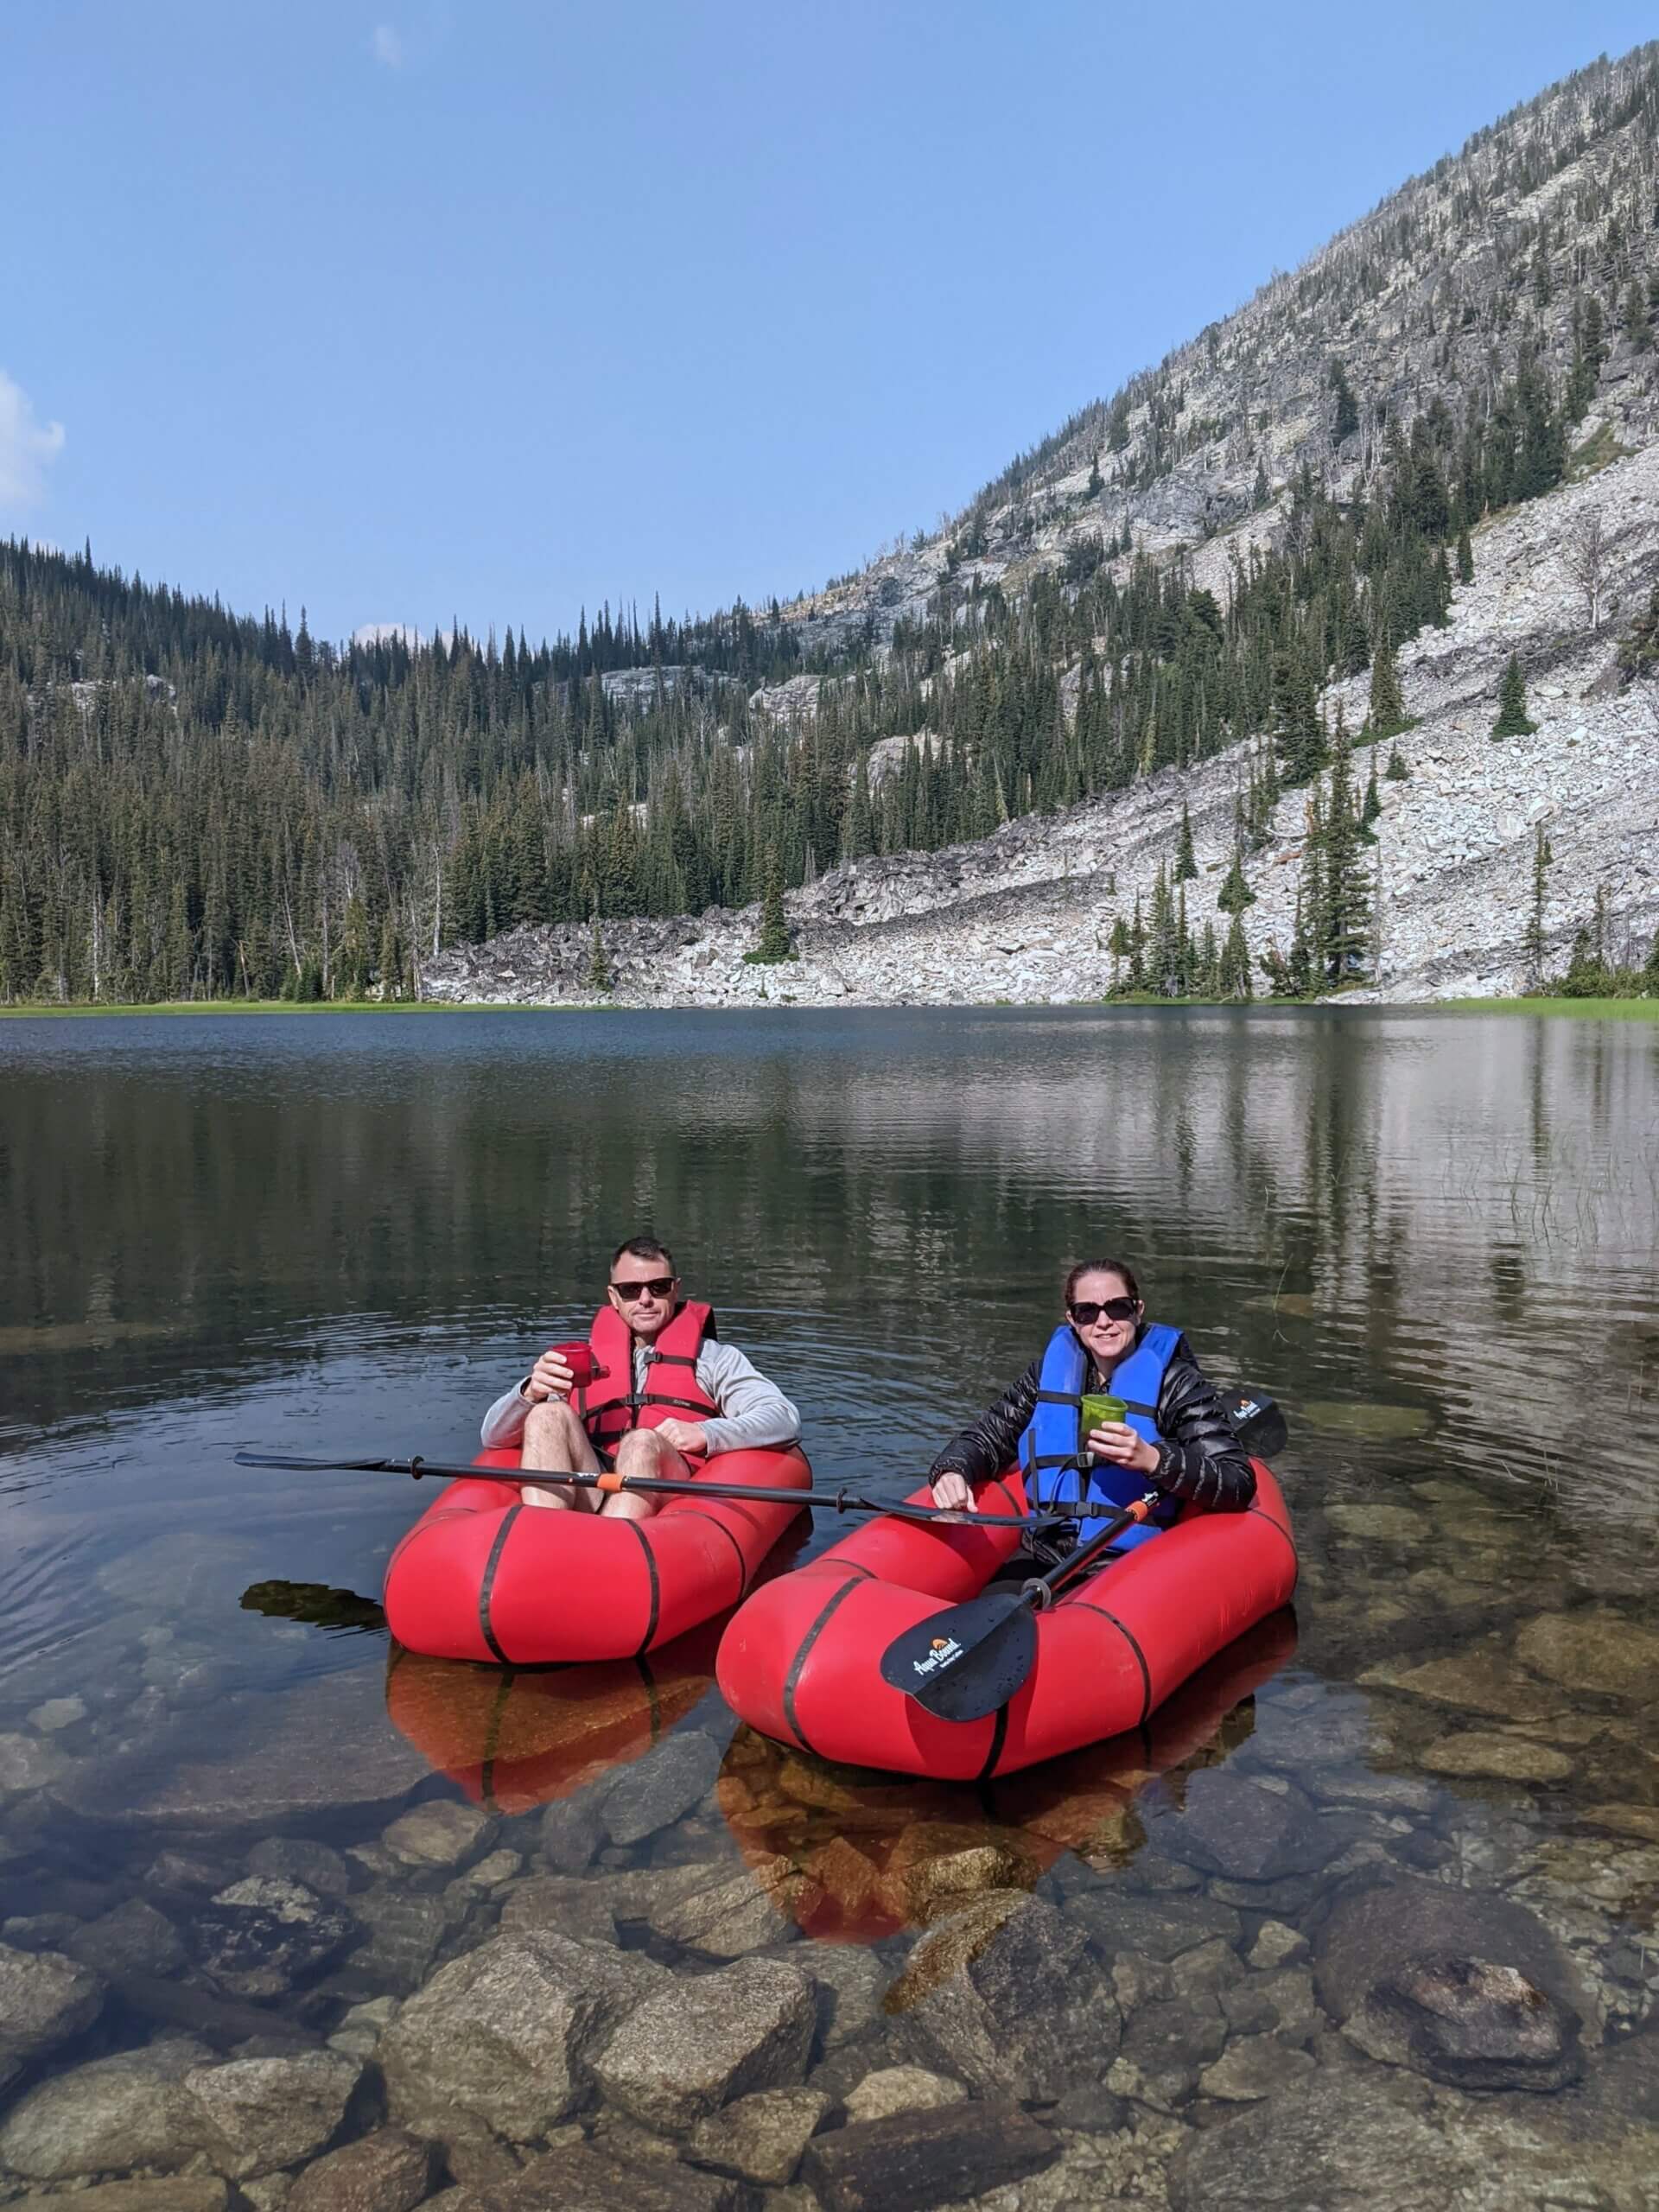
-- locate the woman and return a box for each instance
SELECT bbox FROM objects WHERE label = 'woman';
[929,1259,1254,1548]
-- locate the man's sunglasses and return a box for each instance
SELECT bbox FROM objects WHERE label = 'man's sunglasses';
[610,1276,677,1301]
[1068,1296,1140,1325]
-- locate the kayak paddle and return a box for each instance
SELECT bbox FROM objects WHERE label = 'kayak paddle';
[232,1450,1047,1529]
[878,1491,1160,1723]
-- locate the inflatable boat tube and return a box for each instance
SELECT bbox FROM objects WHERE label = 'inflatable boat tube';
[716,1606,1297,1940]
[385,1619,725,1815]
[715,1462,1295,1779]
[384,1442,811,1664]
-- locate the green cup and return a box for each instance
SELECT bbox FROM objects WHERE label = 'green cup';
[1080,1392,1128,1441]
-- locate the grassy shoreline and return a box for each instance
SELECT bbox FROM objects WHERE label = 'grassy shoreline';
[3,995,1656,1021]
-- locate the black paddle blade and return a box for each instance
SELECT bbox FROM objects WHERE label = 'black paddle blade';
[235,1450,401,1472]
[879,1591,1039,1723]
[1220,1386,1287,1460]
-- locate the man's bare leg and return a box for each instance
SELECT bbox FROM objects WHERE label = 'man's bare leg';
[519,1400,602,1510]
[601,1427,692,1522]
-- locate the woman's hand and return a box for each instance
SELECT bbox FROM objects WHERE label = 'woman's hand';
[1086,1422,1161,1477]
[931,1471,973,1513]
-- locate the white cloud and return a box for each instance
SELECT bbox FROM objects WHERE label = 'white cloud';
[0,370,65,512]
[371,22,404,67]
[353,621,424,648]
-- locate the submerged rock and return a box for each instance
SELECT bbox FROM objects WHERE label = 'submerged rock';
[381,1801,495,1868]
[379,1929,664,2143]
[687,2085,830,2183]
[842,2063,967,2124]
[1158,1772,1347,1881]
[1198,2032,1318,2101]
[885,1890,1119,2102]
[0,2036,215,2179]
[800,2100,1058,2212]
[601,1731,723,1845]
[593,1956,816,2133]
[0,1940,105,2092]
[440,2140,742,2211]
[65,1897,187,1978]
[1419,1730,1574,1783]
[184,2049,363,2177]
[1516,1608,1659,1696]
[6,2184,228,2211]
[191,1877,357,1996]
[285,2125,435,2212]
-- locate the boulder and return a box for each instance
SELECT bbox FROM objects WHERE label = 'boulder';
[1314,1875,1591,2089]
[1158,1774,1347,1881]
[1418,1730,1573,1782]
[601,1732,722,1845]
[497,1873,616,1944]
[190,1877,357,1996]
[8,2184,227,2212]
[287,2127,436,2212]
[0,1940,105,2089]
[1108,1994,1227,2110]
[884,1890,1119,2101]
[440,2140,742,2211]
[801,2101,1058,2212]
[687,2085,830,2183]
[594,1957,816,2133]
[647,1859,800,1956]
[0,2037,215,2179]
[1066,1886,1242,1961]
[246,1836,353,1897]
[0,1732,69,1798]
[379,1931,663,2142]
[538,1790,606,1871]
[1197,2033,1318,2101]
[184,2050,363,2178]
[65,1897,187,1977]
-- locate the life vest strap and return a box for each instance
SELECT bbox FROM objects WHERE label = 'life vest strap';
[1033,1389,1083,1407]
[600,1390,714,1421]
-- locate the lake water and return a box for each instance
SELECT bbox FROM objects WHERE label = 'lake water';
[2,1007,1657,2206]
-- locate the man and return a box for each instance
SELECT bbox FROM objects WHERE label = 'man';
[480,1236,800,1522]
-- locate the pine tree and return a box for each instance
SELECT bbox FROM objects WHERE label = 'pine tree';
[1456,522,1475,585]
[1383,743,1410,781]
[1173,802,1198,882]
[1252,456,1270,510]
[1359,742,1382,840]
[1216,819,1255,913]
[587,913,613,992]
[1271,649,1325,785]
[1491,653,1537,739]
[1219,913,1253,1000]
[1318,719,1370,987]
[1364,629,1408,740]
[1522,823,1553,987]
[1329,358,1359,446]
[751,843,792,963]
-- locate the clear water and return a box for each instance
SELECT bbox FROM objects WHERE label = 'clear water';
[2,1007,1656,2201]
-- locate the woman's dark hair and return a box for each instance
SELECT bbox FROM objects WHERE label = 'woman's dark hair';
[1064,1257,1141,1306]
[612,1234,676,1275]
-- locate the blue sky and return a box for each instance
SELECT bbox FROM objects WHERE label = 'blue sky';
[3,3,1653,645]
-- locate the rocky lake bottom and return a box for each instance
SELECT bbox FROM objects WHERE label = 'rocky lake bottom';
[2,1007,1656,2209]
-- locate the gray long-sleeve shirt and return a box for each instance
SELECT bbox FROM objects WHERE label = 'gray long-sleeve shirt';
[481,1336,800,1460]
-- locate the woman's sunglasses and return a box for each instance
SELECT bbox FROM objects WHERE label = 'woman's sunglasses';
[1068,1296,1140,1325]
[610,1276,677,1301]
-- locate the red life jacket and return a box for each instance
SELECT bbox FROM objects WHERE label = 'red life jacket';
[576,1300,721,1460]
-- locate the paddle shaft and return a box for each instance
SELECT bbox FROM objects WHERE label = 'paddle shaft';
[232,1451,1037,1526]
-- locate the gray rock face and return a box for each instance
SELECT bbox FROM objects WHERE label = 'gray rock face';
[885,1891,1120,2101]
[379,1930,664,2143]
[1159,1774,1346,1881]
[190,1877,357,1996]
[285,2126,435,2212]
[594,1957,816,2133]
[0,2037,214,2179]
[183,2049,363,2178]
[1313,1872,1592,2092]
[801,2100,1060,2212]
[601,1731,722,1845]
[0,1940,105,2090]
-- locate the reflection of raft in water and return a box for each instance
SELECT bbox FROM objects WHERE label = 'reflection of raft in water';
[717,1464,1296,1779]
[382,1442,811,1663]
[717,1610,1297,1941]
[384,1619,725,1815]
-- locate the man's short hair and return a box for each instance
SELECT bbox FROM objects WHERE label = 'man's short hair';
[611,1234,676,1276]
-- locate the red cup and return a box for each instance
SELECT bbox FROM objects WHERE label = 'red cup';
[548,1340,602,1393]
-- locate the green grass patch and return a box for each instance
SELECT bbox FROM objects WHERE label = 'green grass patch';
[1567,423,1632,480]
[1430,996,1659,1020]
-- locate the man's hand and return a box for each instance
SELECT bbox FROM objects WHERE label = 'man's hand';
[523,1347,576,1404]
[652,1417,707,1456]
[1086,1421,1161,1477]
[931,1471,972,1513]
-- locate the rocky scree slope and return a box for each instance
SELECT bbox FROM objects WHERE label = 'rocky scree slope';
[425,435,1659,1009]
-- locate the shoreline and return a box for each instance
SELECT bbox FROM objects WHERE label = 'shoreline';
[3,995,1656,1022]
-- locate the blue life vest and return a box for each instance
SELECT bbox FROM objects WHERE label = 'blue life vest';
[1018,1322,1183,1552]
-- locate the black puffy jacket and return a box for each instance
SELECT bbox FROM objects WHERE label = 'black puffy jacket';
[927,1330,1256,1512]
